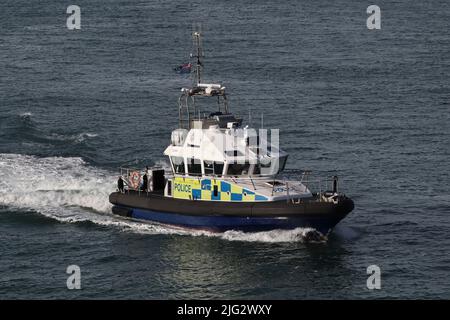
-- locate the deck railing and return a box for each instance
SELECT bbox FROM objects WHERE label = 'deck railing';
[118,165,340,202]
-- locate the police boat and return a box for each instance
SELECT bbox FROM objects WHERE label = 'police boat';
[109,32,354,235]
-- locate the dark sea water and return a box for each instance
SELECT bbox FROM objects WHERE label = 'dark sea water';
[1,0,449,299]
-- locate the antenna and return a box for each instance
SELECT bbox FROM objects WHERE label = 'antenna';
[191,24,204,85]
[261,113,264,129]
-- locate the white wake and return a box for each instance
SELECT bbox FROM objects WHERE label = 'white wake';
[0,153,113,222]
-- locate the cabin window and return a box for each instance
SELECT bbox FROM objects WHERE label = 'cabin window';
[213,162,224,176]
[171,157,185,174]
[279,155,287,172]
[227,162,250,176]
[204,160,214,175]
[204,161,224,176]
[187,158,202,175]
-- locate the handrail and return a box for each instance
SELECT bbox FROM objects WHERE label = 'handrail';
[167,172,339,186]
[119,165,342,200]
[249,176,256,190]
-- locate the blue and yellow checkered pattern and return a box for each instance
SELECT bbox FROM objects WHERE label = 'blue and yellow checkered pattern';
[173,177,267,202]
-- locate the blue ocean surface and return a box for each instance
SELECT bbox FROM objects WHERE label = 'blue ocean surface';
[0,0,449,298]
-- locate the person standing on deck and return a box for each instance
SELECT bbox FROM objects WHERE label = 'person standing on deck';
[142,167,148,192]
[117,176,124,193]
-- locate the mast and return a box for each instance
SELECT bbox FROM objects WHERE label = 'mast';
[191,31,203,85]
[178,30,232,129]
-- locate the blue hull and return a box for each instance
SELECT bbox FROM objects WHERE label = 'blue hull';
[113,205,341,234]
